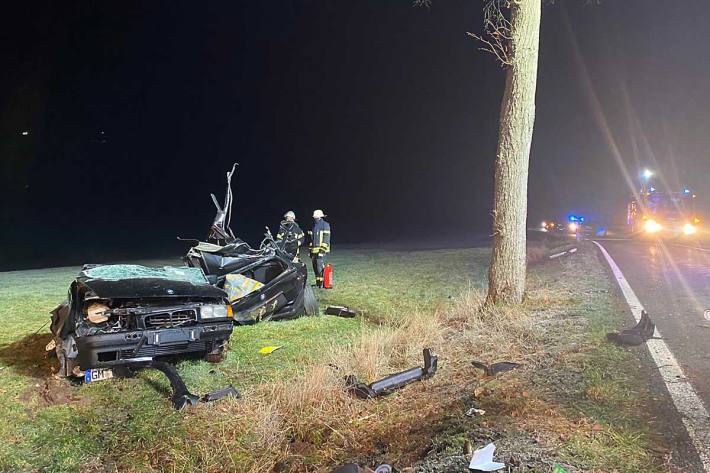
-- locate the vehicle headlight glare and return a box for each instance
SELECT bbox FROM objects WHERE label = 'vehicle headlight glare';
[201,304,229,319]
[644,220,662,233]
[568,223,578,231]
[683,223,697,235]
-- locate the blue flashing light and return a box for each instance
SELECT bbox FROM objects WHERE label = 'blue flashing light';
[568,215,586,223]
[683,188,690,194]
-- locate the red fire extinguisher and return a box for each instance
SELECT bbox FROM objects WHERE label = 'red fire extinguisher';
[323,264,333,289]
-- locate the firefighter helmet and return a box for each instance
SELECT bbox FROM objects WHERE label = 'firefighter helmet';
[284,211,296,220]
[312,209,325,219]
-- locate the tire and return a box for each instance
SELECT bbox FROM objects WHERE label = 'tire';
[303,284,319,316]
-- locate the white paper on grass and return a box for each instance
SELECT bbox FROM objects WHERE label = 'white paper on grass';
[468,443,505,471]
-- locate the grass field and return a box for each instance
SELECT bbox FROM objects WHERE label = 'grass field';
[0,245,669,472]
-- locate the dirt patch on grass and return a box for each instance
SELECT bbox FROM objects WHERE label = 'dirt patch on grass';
[0,332,57,378]
[18,376,82,407]
[0,333,85,408]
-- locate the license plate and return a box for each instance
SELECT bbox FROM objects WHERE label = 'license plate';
[84,368,114,383]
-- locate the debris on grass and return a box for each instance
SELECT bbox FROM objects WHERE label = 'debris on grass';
[471,361,521,377]
[465,407,487,417]
[345,348,438,399]
[468,443,505,471]
[258,345,284,355]
[326,305,359,318]
[606,310,655,346]
[148,360,240,410]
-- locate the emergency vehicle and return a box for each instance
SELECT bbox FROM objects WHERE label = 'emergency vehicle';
[627,188,701,236]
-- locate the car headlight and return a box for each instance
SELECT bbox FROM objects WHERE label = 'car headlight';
[683,223,697,235]
[201,304,231,319]
[568,222,578,231]
[644,219,662,233]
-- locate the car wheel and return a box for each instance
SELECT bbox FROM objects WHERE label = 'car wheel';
[303,284,319,316]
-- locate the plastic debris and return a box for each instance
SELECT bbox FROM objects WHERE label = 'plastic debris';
[606,310,655,346]
[345,348,438,399]
[552,465,568,473]
[465,407,486,417]
[259,345,283,355]
[471,360,520,376]
[468,443,505,471]
[201,386,241,403]
[148,360,240,410]
[325,305,358,318]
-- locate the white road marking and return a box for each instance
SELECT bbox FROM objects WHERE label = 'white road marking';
[569,247,578,253]
[593,240,710,471]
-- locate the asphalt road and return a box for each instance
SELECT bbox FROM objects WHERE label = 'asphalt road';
[597,238,710,470]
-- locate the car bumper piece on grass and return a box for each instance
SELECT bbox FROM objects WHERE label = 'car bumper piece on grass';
[142,360,240,411]
[345,348,438,399]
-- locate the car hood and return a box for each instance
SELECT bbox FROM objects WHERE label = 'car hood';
[78,277,226,299]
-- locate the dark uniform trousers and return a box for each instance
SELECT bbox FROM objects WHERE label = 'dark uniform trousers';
[308,219,331,286]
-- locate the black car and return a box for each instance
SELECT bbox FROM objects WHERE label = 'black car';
[50,264,234,378]
[182,163,318,324]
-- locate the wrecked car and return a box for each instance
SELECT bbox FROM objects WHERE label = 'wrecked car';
[50,264,234,379]
[182,163,318,324]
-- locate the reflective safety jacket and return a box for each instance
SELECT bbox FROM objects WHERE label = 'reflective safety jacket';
[308,219,331,254]
[276,220,304,254]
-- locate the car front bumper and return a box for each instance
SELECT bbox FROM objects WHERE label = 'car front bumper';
[75,323,233,370]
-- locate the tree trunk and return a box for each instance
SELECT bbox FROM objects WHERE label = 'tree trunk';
[486,0,541,305]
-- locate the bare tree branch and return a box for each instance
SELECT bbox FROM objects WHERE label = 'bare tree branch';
[412,0,431,8]
[471,0,513,67]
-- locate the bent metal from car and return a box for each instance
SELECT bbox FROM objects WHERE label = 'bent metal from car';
[50,264,234,379]
[181,163,319,324]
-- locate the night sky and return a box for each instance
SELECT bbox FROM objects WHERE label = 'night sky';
[1,1,709,270]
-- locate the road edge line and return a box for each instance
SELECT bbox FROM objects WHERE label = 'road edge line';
[592,240,710,471]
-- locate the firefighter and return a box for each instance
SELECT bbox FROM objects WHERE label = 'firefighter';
[308,209,331,287]
[276,211,304,260]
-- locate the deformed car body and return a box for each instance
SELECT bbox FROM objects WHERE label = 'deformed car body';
[182,163,318,324]
[185,236,313,323]
[50,264,234,378]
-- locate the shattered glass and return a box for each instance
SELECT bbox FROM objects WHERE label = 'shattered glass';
[82,265,208,285]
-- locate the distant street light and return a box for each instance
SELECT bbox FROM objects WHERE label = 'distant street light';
[20,130,29,136]
[642,168,653,180]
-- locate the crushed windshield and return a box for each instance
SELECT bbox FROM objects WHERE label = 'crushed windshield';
[82,265,208,285]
